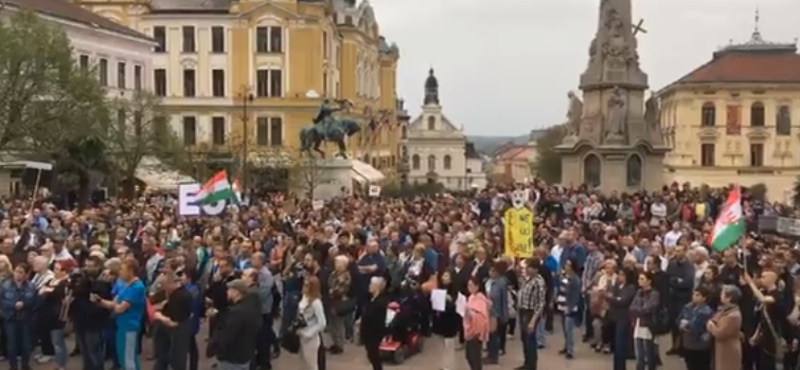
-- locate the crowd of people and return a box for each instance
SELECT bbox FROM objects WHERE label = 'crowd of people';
[0,181,795,370]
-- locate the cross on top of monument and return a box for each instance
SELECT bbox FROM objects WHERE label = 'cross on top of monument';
[632,19,647,36]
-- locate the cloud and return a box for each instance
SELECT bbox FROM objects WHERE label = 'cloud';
[368,0,800,136]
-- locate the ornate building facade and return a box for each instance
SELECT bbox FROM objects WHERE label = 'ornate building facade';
[659,16,800,201]
[405,69,482,190]
[74,0,402,175]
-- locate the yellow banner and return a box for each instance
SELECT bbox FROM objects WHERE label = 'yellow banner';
[504,207,534,258]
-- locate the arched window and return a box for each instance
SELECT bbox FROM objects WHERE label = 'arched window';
[751,101,765,127]
[411,154,420,170]
[701,102,716,127]
[626,154,642,187]
[427,155,436,170]
[583,154,601,187]
[427,116,435,130]
[776,105,791,135]
[443,155,452,170]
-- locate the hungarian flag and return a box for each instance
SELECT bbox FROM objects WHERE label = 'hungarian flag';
[709,187,746,252]
[193,170,235,205]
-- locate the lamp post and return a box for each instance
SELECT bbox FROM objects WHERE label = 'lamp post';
[239,87,254,193]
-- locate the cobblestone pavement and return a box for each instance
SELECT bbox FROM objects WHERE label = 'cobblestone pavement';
[25,327,684,370]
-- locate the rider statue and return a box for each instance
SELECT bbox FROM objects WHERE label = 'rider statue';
[312,99,348,138]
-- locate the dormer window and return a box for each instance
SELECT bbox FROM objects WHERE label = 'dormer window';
[427,116,435,130]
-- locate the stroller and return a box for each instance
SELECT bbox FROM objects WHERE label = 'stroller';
[378,281,426,363]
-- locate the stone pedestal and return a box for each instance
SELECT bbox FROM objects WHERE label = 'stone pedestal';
[558,145,665,192]
[294,158,354,200]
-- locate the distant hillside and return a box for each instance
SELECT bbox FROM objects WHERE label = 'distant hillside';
[466,134,529,154]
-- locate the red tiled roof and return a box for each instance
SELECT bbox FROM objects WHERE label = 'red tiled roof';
[675,52,800,84]
[3,0,153,42]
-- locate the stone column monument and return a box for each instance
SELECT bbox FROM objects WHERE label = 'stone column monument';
[555,0,670,191]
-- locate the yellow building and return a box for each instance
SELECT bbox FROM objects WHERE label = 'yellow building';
[658,24,800,202]
[74,0,402,179]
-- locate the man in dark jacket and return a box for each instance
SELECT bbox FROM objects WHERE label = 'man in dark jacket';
[665,245,695,354]
[71,256,113,370]
[210,280,262,370]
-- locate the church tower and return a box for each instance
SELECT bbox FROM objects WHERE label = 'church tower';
[424,68,439,106]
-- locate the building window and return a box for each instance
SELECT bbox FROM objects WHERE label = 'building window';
[154,69,167,96]
[427,116,435,130]
[182,116,197,146]
[183,69,196,97]
[750,143,764,166]
[256,117,269,146]
[269,70,282,97]
[270,117,283,146]
[412,155,420,170]
[79,55,89,71]
[323,31,328,58]
[777,105,791,136]
[444,155,451,170]
[256,27,269,53]
[750,102,765,127]
[211,117,226,145]
[182,26,196,53]
[270,26,283,53]
[427,155,436,171]
[98,58,108,86]
[116,109,126,132]
[256,26,282,53]
[701,102,716,126]
[323,72,327,96]
[134,65,142,91]
[153,26,166,52]
[256,70,269,97]
[211,26,225,53]
[700,143,715,167]
[117,62,126,89]
[212,69,225,97]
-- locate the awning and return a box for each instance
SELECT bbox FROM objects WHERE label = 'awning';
[135,156,195,191]
[350,159,385,184]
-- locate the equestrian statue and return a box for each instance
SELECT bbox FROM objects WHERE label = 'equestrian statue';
[299,99,361,159]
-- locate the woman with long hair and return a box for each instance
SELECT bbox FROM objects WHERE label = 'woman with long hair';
[630,272,661,370]
[464,276,490,370]
[297,276,326,370]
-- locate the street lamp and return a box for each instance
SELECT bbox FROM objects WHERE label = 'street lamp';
[238,86,254,192]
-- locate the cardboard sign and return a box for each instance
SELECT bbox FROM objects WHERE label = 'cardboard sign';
[178,183,226,216]
[312,199,324,210]
[368,185,381,197]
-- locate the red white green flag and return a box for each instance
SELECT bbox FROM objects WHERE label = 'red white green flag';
[193,170,235,205]
[231,178,243,204]
[709,187,746,252]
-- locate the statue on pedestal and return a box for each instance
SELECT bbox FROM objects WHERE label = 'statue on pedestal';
[566,91,583,136]
[299,99,362,159]
[604,87,626,143]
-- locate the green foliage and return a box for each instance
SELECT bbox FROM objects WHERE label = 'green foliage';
[532,125,567,184]
[746,183,768,202]
[381,182,445,198]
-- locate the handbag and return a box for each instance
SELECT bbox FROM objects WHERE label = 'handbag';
[334,298,356,316]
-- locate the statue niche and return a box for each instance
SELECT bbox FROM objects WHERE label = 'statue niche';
[583,154,602,187]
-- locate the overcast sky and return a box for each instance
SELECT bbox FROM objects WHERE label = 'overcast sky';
[368,0,800,137]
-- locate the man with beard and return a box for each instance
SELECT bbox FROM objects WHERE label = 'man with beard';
[210,280,261,370]
[71,256,113,370]
[205,256,240,336]
[665,245,696,355]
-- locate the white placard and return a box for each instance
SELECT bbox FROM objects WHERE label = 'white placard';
[178,183,227,216]
[312,199,324,210]
[368,185,381,197]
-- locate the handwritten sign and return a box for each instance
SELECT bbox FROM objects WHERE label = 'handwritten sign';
[503,207,534,258]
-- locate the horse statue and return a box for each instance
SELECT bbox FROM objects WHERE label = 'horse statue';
[299,99,362,158]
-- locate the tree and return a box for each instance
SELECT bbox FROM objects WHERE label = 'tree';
[106,91,181,198]
[794,177,800,207]
[290,158,335,199]
[532,125,568,184]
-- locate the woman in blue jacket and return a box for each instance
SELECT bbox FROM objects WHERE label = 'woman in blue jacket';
[485,261,509,364]
[2,264,37,370]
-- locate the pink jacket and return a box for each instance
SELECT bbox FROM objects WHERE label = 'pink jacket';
[463,292,490,342]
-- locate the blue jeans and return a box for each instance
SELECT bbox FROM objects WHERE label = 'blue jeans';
[519,312,538,370]
[51,329,67,368]
[116,331,140,370]
[4,320,32,369]
[76,328,105,370]
[562,315,576,355]
[535,318,546,347]
[635,338,657,370]
[613,319,631,370]
[486,320,504,361]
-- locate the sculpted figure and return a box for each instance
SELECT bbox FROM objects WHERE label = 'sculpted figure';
[644,91,660,128]
[605,87,626,135]
[566,91,583,135]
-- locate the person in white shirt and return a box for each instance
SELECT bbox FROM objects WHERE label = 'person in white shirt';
[663,222,682,248]
[650,199,667,226]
